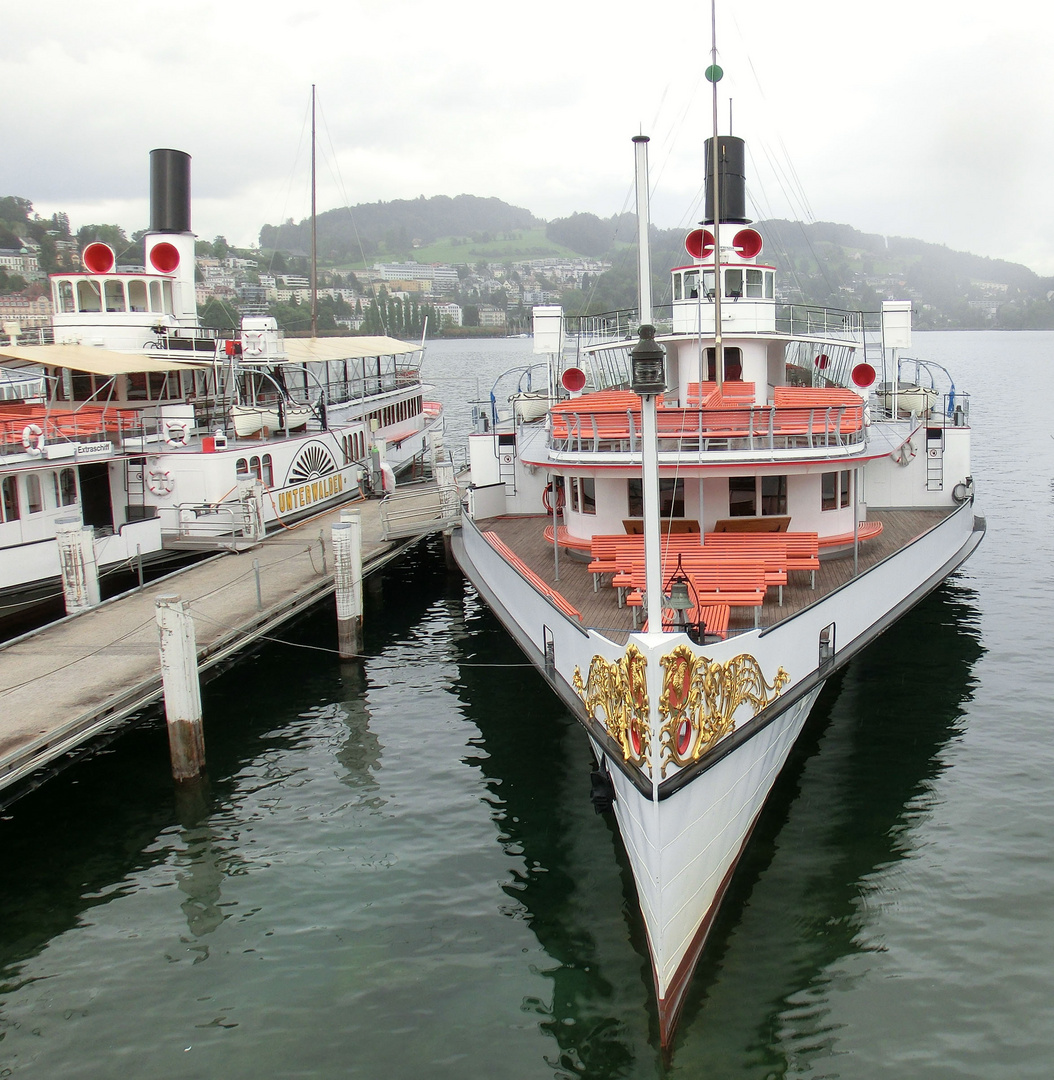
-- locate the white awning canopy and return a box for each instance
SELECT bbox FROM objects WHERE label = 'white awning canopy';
[280,336,422,363]
[0,344,216,375]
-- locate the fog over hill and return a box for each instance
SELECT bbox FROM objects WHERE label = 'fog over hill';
[259,196,1054,328]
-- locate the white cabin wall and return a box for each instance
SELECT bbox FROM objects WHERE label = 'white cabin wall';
[865,425,970,510]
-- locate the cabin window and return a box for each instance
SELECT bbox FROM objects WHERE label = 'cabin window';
[725,268,743,298]
[570,476,580,511]
[581,477,596,515]
[161,281,174,312]
[628,477,683,518]
[126,372,148,401]
[77,279,102,312]
[58,468,77,506]
[58,280,75,313]
[705,347,744,381]
[104,280,126,312]
[673,272,683,301]
[236,457,248,475]
[262,455,274,486]
[761,475,787,515]
[746,268,764,297]
[729,476,756,516]
[249,456,262,480]
[128,279,148,312]
[683,270,700,299]
[25,473,43,514]
[730,475,787,516]
[1,476,18,521]
[72,371,97,401]
[149,281,163,311]
[822,470,852,510]
[765,271,775,299]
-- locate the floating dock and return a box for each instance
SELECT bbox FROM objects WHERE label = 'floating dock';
[0,483,456,801]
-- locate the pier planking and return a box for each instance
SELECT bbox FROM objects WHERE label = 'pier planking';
[0,487,439,801]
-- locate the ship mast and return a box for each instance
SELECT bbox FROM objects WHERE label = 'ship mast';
[707,0,723,393]
[310,84,318,339]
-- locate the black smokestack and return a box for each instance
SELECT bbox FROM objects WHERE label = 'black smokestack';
[704,135,750,225]
[150,149,192,233]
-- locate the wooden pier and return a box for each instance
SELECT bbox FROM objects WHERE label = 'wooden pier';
[0,486,447,800]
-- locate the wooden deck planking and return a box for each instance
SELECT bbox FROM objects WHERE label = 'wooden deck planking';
[480,508,952,645]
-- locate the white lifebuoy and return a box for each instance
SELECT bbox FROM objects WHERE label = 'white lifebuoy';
[891,438,917,466]
[380,461,397,493]
[147,468,174,496]
[22,423,45,455]
[165,420,190,447]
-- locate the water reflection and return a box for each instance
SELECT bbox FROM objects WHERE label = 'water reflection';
[453,577,984,1074]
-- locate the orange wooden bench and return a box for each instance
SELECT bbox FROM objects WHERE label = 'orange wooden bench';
[623,562,768,628]
[481,531,582,622]
[642,603,731,639]
[542,524,592,552]
[818,520,884,550]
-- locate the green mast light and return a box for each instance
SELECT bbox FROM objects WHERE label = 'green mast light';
[705,64,723,83]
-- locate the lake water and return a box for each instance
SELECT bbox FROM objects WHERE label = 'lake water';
[1,332,1052,1078]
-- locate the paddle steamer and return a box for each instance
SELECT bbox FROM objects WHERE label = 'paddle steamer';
[452,131,984,1044]
[0,149,443,628]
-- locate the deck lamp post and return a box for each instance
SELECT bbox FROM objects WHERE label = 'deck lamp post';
[631,324,666,635]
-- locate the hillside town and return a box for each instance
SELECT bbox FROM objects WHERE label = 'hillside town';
[0,226,611,336]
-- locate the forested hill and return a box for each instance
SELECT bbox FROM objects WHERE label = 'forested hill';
[259,195,541,262]
[543,213,1054,330]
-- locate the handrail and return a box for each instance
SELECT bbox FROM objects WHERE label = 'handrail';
[549,400,866,454]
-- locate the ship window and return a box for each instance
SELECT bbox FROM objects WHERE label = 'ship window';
[581,477,596,515]
[236,457,248,475]
[58,468,77,506]
[761,475,787,515]
[161,281,174,312]
[570,476,580,511]
[58,280,75,313]
[725,268,743,298]
[262,455,274,486]
[673,273,683,301]
[128,280,148,312]
[730,475,787,516]
[746,269,764,297]
[72,371,97,400]
[822,470,852,510]
[705,347,743,381]
[684,271,699,299]
[1,476,18,521]
[77,279,102,312]
[729,476,756,516]
[126,372,148,401]
[104,280,126,312]
[765,272,774,299]
[628,477,683,518]
[149,281,163,311]
[249,455,262,480]
[25,473,43,514]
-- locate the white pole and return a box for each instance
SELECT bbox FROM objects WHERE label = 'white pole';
[55,517,101,614]
[642,394,663,632]
[333,515,363,657]
[156,594,205,781]
[633,136,653,325]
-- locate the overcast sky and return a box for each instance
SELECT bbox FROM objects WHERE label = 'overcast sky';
[9,0,1053,274]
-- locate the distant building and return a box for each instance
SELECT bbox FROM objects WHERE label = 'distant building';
[0,291,53,328]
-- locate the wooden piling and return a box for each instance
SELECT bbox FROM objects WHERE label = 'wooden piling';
[55,516,101,614]
[333,515,363,657]
[155,594,206,781]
